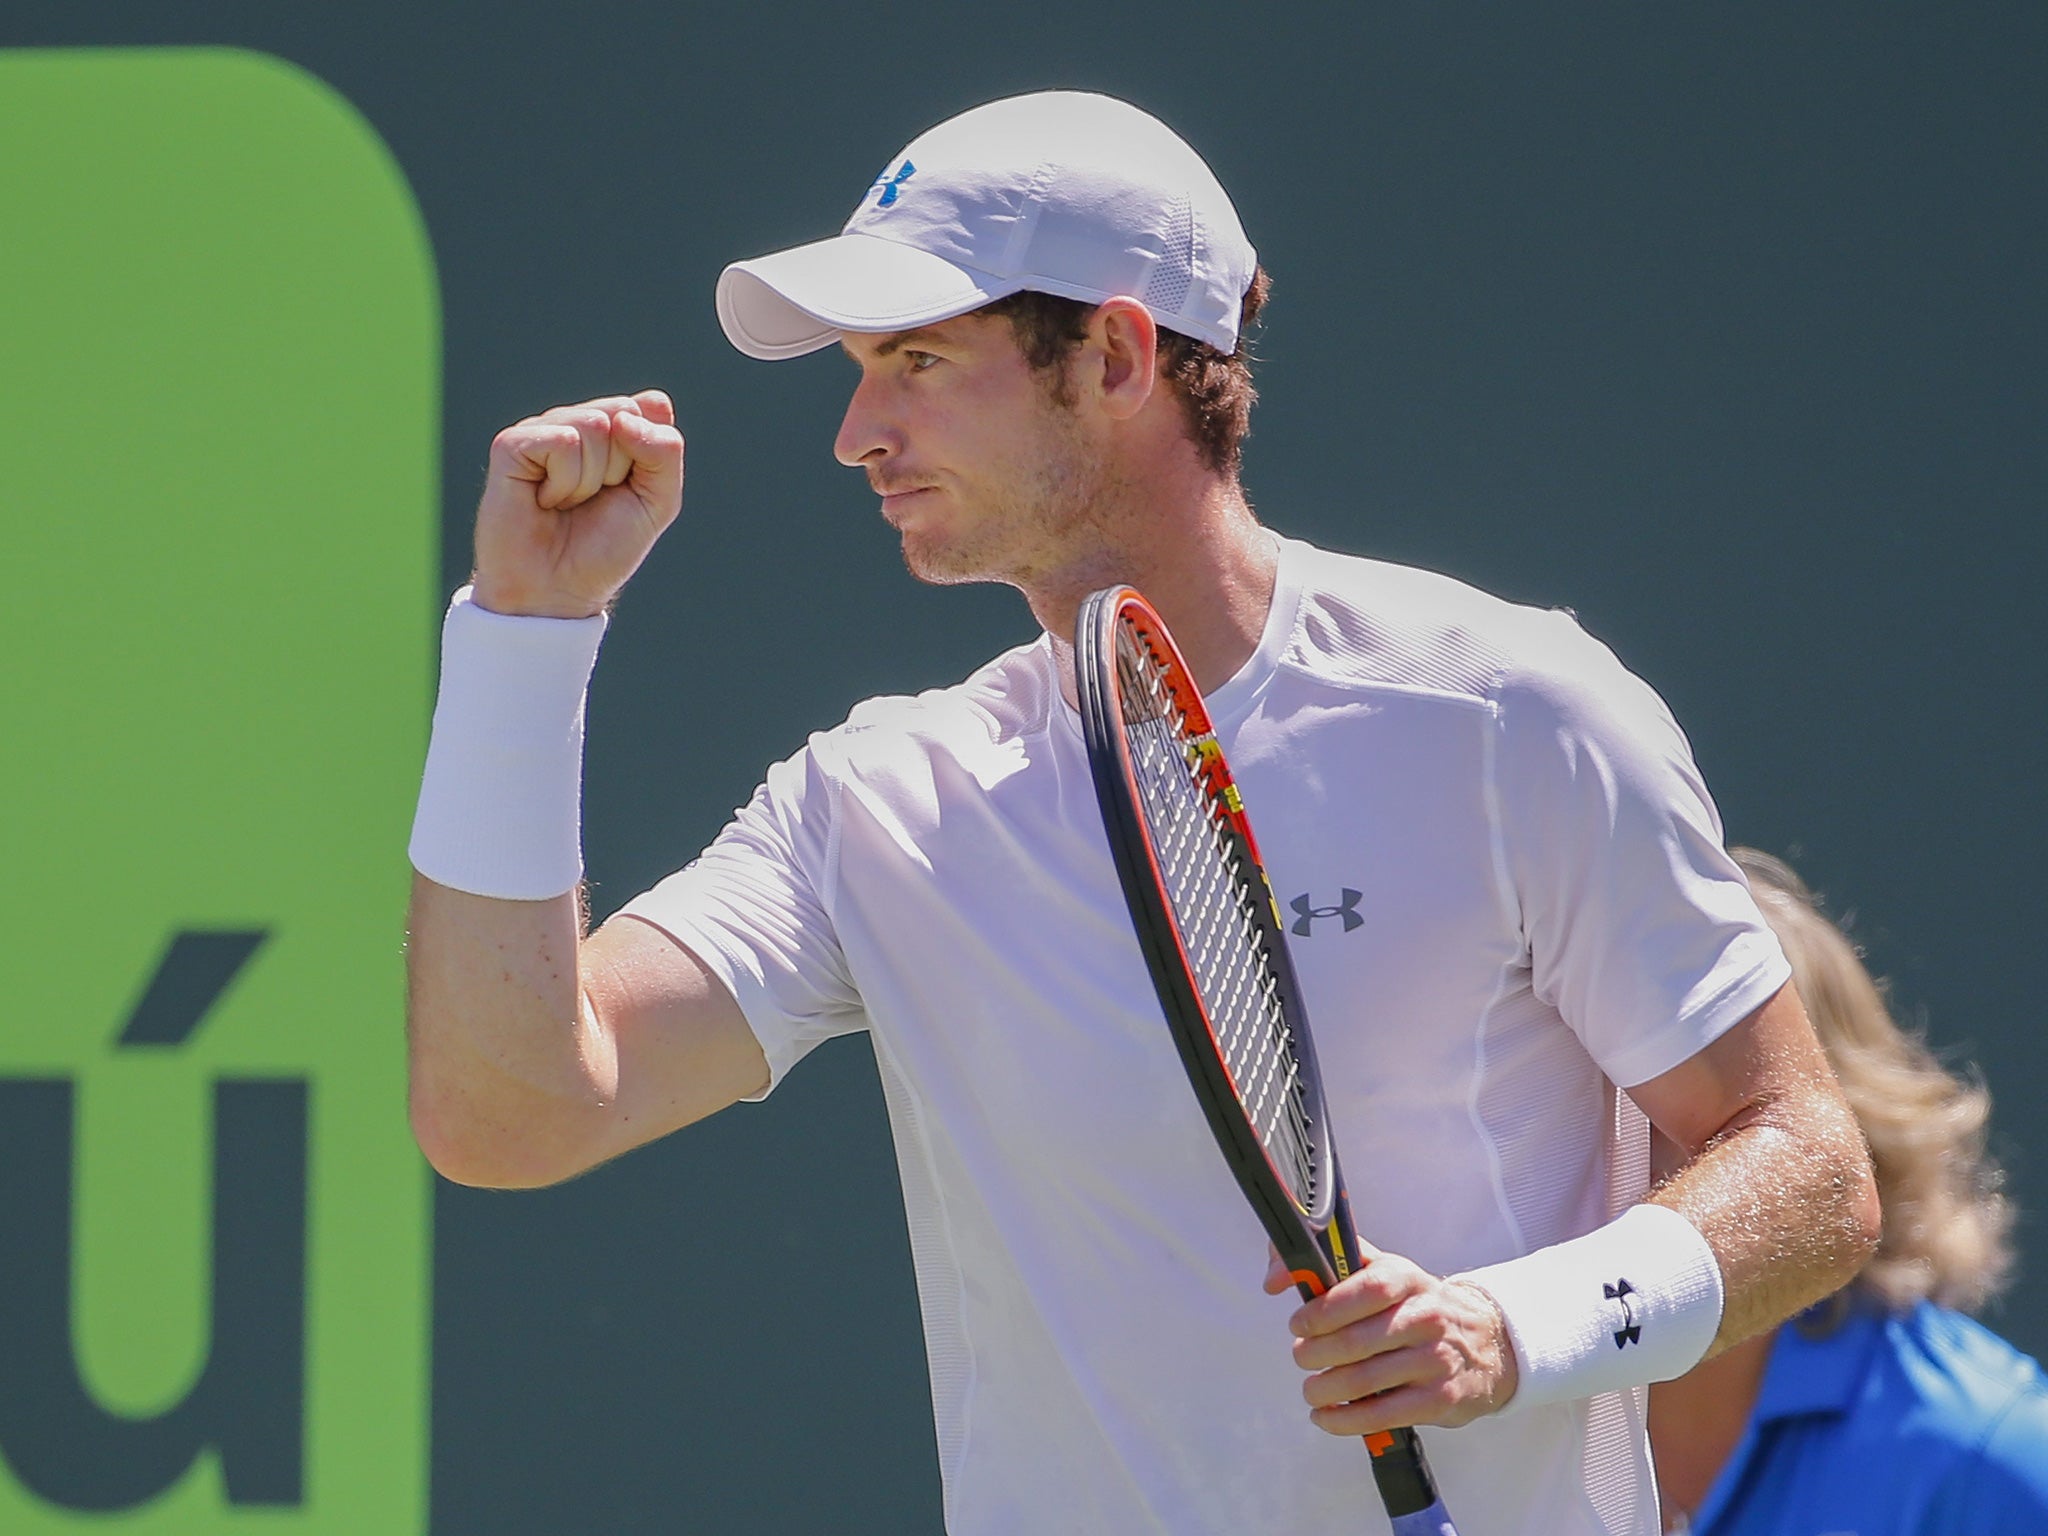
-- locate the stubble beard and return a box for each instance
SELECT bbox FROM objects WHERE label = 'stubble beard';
[896,398,1119,594]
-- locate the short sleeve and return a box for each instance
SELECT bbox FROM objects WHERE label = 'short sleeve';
[1491,616,1789,1088]
[618,741,867,1097]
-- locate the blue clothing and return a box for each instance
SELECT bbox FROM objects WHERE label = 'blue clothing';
[1692,1299,2048,1535]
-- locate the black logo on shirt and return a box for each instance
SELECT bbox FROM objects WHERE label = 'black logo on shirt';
[1289,889,1363,936]
[1605,1278,1642,1348]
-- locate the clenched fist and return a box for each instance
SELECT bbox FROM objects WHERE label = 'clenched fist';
[471,390,685,619]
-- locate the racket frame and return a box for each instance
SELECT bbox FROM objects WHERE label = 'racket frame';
[1076,587,1348,1295]
[1077,585,1454,1530]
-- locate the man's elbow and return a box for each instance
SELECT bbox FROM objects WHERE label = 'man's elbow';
[407,1084,599,1191]
[1805,1098,1882,1291]
[1838,1132,1884,1277]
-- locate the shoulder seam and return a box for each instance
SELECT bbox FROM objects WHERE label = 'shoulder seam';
[1270,653,1505,712]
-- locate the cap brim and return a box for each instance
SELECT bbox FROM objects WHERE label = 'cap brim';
[716,232,1015,360]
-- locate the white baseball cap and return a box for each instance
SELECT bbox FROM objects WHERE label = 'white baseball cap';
[716,91,1258,361]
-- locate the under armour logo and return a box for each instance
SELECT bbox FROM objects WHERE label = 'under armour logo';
[870,159,916,207]
[1290,890,1363,937]
[1605,1279,1641,1348]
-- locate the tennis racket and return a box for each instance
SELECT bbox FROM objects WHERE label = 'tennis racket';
[1077,585,1458,1536]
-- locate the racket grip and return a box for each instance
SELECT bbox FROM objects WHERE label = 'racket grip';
[1369,1427,1458,1533]
[1286,1267,1459,1530]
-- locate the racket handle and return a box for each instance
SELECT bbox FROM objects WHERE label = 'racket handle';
[1367,1426,1454,1528]
[1296,1202,1462,1532]
[1292,1275,1461,1531]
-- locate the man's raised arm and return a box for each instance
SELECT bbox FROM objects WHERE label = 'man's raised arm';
[404,393,768,1190]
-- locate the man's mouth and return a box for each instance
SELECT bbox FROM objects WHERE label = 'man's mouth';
[875,482,940,521]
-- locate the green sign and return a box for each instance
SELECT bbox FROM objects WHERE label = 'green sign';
[0,48,437,1531]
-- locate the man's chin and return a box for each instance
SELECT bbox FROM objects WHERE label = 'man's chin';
[900,557,986,590]
[897,532,995,588]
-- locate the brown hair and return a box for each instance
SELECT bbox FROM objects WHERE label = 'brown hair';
[979,266,1271,477]
[1735,847,2015,1315]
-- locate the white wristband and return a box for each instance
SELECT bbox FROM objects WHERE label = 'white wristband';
[1452,1203,1724,1413]
[408,585,609,900]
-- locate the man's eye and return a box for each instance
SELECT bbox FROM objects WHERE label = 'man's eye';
[905,350,940,372]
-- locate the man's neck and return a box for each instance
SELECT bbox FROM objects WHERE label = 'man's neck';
[1033,477,1277,703]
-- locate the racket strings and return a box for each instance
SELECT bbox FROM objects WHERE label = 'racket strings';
[1115,623,1319,1211]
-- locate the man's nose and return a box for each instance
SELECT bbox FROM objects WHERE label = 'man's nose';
[834,372,899,467]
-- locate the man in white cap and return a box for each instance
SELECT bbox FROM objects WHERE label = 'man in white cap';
[406,92,1878,1534]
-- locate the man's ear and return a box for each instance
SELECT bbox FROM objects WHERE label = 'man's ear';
[1087,297,1160,420]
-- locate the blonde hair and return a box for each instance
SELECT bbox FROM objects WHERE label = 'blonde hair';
[1735,847,2015,1314]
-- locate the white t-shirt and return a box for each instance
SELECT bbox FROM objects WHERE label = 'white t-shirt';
[622,537,1789,1536]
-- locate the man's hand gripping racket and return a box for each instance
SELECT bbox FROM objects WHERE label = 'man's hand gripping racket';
[1077,586,1461,1536]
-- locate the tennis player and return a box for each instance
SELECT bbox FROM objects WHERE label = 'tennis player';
[406,92,1878,1535]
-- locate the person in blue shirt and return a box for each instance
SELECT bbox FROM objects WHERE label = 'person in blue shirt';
[1649,848,2048,1534]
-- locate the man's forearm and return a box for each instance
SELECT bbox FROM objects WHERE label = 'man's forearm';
[1448,984,1880,1414]
[1652,1081,1878,1355]
[405,874,618,1188]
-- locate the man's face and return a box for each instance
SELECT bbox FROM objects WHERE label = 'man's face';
[835,310,1115,589]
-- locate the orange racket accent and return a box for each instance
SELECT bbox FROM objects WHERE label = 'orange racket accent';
[1366,1431,1398,1456]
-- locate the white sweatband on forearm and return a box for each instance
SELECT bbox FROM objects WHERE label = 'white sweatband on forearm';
[408,585,608,900]
[1452,1203,1724,1413]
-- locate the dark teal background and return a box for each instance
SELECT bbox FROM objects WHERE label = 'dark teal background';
[9,6,2044,1530]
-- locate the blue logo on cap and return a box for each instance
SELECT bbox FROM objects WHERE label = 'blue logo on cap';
[871,160,916,208]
